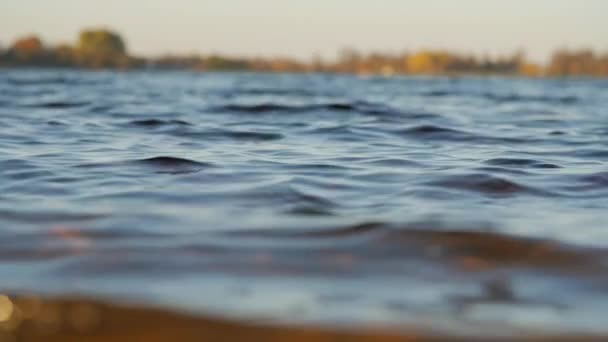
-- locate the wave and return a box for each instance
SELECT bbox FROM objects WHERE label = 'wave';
[136,156,213,171]
[483,93,579,104]
[426,173,543,196]
[214,130,284,141]
[177,129,284,142]
[421,91,579,104]
[484,158,561,169]
[223,221,604,270]
[211,101,407,117]
[76,156,214,175]
[396,124,529,144]
[26,100,91,109]
[128,119,192,127]
[5,75,105,86]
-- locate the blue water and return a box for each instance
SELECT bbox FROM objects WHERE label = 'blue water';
[1,70,608,335]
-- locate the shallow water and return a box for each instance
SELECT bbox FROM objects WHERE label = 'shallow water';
[1,70,607,336]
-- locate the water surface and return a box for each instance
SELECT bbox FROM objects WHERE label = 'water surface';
[1,70,607,337]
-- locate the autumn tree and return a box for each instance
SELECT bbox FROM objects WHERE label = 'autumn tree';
[546,49,608,76]
[53,44,75,66]
[406,51,451,74]
[8,35,47,63]
[74,28,129,68]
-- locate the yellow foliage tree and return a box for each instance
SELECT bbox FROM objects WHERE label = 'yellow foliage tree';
[74,29,128,68]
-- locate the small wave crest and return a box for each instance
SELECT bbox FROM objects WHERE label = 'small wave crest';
[26,100,91,109]
[136,156,213,173]
[128,119,192,127]
[426,173,542,196]
[211,101,407,117]
[484,158,561,169]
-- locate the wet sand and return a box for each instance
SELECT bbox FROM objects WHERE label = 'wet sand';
[0,295,604,342]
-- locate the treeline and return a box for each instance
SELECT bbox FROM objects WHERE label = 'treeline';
[0,29,144,69]
[546,50,608,77]
[146,49,608,77]
[2,28,608,77]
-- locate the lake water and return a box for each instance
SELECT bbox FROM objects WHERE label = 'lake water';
[1,70,607,337]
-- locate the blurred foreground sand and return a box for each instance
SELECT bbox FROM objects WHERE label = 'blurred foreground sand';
[0,295,604,342]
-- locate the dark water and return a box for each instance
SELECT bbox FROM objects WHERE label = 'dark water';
[1,70,607,336]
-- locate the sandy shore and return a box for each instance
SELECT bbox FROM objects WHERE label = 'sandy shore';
[0,295,604,342]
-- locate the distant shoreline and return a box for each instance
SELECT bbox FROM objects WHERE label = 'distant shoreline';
[2,28,608,78]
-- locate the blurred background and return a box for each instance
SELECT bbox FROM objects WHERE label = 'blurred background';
[1,0,607,76]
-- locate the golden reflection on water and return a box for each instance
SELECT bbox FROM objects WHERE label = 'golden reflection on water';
[50,225,92,252]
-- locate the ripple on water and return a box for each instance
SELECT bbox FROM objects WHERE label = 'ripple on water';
[238,183,338,215]
[559,172,608,193]
[398,125,482,142]
[397,124,530,144]
[426,173,544,197]
[47,120,68,126]
[223,221,605,272]
[419,90,580,105]
[484,158,561,169]
[211,101,408,118]
[127,119,192,127]
[25,100,91,109]
[135,156,214,174]
[5,74,105,86]
[0,159,37,172]
[177,129,284,142]
[0,208,106,224]
[483,93,579,104]
[74,156,214,175]
[214,130,284,141]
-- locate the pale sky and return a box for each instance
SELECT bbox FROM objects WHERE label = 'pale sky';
[0,0,606,63]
